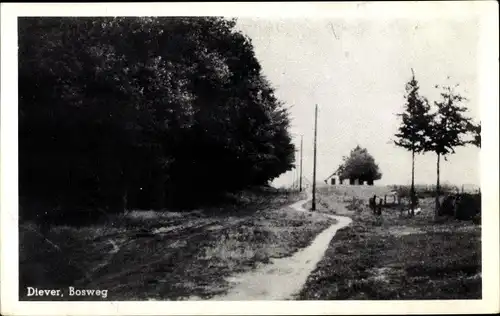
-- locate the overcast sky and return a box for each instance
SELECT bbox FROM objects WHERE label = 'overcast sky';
[235,17,481,188]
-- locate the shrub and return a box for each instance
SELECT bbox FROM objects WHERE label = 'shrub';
[346,197,365,212]
[438,195,458,217]
[438,193,481,221]
[455,193,481,221]
[472,214,481,225]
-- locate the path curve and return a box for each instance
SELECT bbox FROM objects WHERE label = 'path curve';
[205,195,352,301]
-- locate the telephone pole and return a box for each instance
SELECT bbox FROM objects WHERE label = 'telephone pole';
[293,167,297,190]
[295,169,299,190]
[299,135,303,192]
[312,104,318,211]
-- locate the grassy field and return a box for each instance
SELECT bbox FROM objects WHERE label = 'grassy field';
[20,187,336,301]
[298,185,481,300]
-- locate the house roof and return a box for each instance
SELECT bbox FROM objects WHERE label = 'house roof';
[324,171,338,181]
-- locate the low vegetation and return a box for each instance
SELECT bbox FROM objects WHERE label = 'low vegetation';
[20,188,335,300]
[390,183,479,198]
[298,186,481,300]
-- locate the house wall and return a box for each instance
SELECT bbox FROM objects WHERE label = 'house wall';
[328,176,378,186]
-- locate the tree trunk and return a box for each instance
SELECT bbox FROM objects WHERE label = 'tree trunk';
[435,152,441,219]
[410,149,415,216]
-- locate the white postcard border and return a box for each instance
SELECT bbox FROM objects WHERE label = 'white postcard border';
[1,2,498,315]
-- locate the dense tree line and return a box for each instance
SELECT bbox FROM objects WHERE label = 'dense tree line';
[19,17,295,219]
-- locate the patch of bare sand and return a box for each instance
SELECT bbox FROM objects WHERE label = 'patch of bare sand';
[185,196,352,301]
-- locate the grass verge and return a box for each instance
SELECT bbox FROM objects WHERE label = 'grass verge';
[20,187,335,300]
[297,186,481,300]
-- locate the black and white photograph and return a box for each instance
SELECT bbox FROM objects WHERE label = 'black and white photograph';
[1,2,499,315]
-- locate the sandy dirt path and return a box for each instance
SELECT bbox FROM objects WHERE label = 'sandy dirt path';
[203,195,353,301]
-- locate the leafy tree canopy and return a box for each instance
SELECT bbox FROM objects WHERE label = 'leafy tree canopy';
[394,69,434,153]
[425,84,473,157]
[336,146,382,182]
[19,17,295,214]
[466,121,481,148]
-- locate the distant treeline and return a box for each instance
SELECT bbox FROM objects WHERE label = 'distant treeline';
[390,184,480,198]
[19,17,295,219]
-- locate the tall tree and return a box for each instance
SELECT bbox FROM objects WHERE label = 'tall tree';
[336,145,382,183]
[394,69,433,216]
[425,82,473,218]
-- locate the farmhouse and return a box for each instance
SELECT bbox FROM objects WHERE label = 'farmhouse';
[324,172,374,186]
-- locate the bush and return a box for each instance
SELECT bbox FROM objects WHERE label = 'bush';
[472,214,481,225]
[438,193,481,221]
[346,197,365,212]
[456,193,481,221]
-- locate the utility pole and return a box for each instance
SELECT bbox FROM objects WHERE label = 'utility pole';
[293,146,298,191]
[295,169,299,190]
[299,135,303,192]
[293,168,297,190]
[312,104,318,211]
